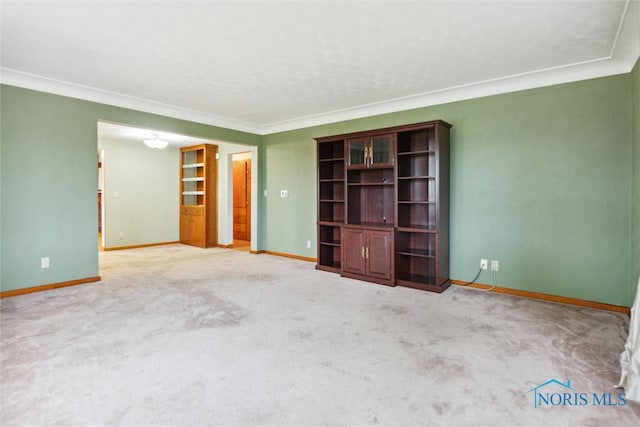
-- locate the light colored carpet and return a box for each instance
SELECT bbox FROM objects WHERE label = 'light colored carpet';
[1,244,638,426]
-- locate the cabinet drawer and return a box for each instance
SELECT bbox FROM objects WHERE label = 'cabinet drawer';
[181,206,204,216]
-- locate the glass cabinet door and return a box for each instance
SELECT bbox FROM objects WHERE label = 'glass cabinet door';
[370,135,393,167]
[347,140,367,167]
[347,135,394,168]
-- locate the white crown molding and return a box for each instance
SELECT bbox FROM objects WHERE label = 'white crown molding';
[2,54,636,138]
[260,56,635,135]
[262,1,639,135]
[2,0,638,138]
[0,68,262,135]
[611,0,640,67]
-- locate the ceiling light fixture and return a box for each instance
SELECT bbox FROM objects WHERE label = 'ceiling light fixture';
[143,134,169,149]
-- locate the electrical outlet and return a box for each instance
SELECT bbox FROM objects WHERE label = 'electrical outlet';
[118,231,125,239]
[480,259,488,270]
[41,257,50,269]
[491,260,499,272]
[306,240,311,248]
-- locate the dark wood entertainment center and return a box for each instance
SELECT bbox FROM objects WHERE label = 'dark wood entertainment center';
[316,120,451,293]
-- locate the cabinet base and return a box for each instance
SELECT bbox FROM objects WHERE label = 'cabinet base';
[316,266,451,293]
[341,271,396,287]
[396,278,451,293]
[316,264,341,273]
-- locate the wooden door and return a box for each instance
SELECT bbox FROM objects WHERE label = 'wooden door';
[343,227,366,275]
[366,229,393,280]
[233,159,251,241]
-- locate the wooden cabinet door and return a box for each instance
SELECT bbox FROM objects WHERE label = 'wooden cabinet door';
[191,215,205,248]
[366,229,393,280]
[343,227,366,275]
[180,215,205,248]
[180,215,191,244]
[343,227,393,282]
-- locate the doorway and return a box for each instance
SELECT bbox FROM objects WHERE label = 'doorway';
[232,152,251,250]
[98,148,104,251]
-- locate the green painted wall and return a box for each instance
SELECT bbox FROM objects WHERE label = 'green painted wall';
[263,137,317,257]
[633,58,640,292]
[263,74,634,306]
[99,137,180,248]
[0,85,260,292]
[2,70,637,306]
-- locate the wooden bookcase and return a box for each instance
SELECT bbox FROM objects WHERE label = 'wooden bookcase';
[180,144,218,248]
[395,124,450,292]
[317,140,345,271]
[315,120,451,292]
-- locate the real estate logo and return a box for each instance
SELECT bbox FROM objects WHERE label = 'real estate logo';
[527,379,626,408]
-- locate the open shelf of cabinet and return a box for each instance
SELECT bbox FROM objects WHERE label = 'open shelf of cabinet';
[316,139,346,272]
[395,123,450,292]
[318,222,342,271]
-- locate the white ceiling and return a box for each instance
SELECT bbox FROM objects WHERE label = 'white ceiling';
[97,121,220,147]
[2,1,639,135]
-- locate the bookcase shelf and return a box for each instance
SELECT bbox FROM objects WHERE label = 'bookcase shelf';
[316,140,346,272]
[316,120,451,292]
